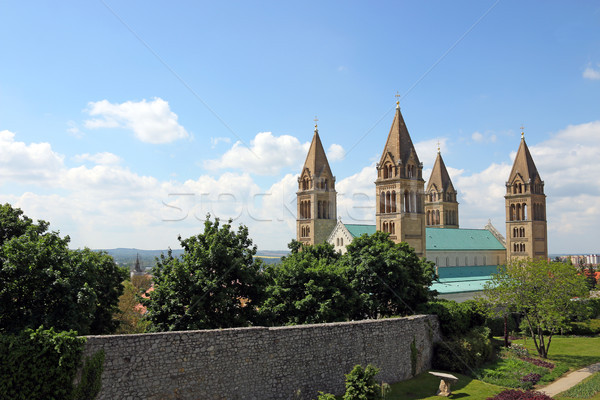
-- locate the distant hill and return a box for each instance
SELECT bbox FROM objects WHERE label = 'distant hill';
[96,248,287,269]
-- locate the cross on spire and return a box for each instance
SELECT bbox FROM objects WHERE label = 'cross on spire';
[395,91,401,108]
[520,125,525,139]
[437,140,441,153]
[314,116,319,129]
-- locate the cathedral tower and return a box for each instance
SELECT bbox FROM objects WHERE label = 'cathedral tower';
[425,148,459,228]
[505,131,547,260]
[297,123,337,245]
[375,102,426,256]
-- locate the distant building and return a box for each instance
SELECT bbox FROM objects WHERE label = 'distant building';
[130,253,145,278]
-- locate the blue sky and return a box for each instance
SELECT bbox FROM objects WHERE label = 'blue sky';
[1,1,599,253]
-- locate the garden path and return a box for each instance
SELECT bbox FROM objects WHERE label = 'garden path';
[537,362,600,397]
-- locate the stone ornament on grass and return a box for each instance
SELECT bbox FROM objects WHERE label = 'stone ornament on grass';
[429,371,459,397]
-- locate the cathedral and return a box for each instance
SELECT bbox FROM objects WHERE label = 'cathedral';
[296,100,548,294]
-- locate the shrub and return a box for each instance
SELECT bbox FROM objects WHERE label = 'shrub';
[73,349,105,400]
[433,326,493,373]
[317,392,337,400]
[343,364,382,400]
[0,327,85,400]
[519,356,554,370]
[487,389,552,400]
[520,373,541,385]
[568,319,600,336]
[418,300,486,337]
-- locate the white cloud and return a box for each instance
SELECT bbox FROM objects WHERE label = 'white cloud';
[471,131,497,143]
[204,132,310,175]
[327,143,345,161]
[0,130,64,183]
[336,164,377,224]
[583,64,600,80]
[210,136,231,148]
[73,152,121,165]
[415,138,448,167]
[84,98,189,144]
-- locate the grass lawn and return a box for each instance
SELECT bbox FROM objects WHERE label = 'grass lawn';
[383,336,600,399]
[385,371,504,399]
[511,336,600,371]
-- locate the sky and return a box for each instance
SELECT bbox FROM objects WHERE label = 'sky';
[1,1,599,253]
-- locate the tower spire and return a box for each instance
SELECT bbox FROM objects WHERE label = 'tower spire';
[425,150,459,228]
[297,121,337,245]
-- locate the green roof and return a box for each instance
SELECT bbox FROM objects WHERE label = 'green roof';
[342,224,505,251]
[426,228,505,251]
[344,224,377,238]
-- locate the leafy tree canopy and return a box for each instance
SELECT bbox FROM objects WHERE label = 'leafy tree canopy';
[143,215,265,331]
[482,258,589,358]
[0,203,127,335]
[260,242,359,325]
[341,231,437,319]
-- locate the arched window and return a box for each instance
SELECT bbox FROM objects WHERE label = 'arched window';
[404,190,410,213]
[522,203,527,220]
[391,191,397,212]
[516,204,521,221]
[340,238,343,246]
[380,191,385,213]
[308,200,311,218]
[385,191,391,213]
[436,210,440,225]
[391,222,395,234]
[427,210,431,225]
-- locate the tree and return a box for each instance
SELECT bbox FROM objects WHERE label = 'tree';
[260,242,359,325]
[143,216,265,331]
[0,203,127,334]
[483,259,588,358]
[341,231,437,319]
[115,276,152,334]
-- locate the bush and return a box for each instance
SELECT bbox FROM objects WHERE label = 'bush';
[316,392,337,400]
[568,319,600,336]
[520,373,541,385]
[343,364,382,400]
[487,389,552,400]
[485,313,522,337]
[418,300,486,337]
[433,326,493,373]
[0,327,85,400]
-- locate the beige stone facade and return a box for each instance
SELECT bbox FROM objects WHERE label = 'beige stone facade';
[505,134,548,260]
[425,150,459,229]
[375,103,426,256]
[296,125,337,245]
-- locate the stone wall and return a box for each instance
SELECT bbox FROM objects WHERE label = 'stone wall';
[83,315,440,400]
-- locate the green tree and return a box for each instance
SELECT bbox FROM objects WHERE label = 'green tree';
[114,275,153,334]
[483,259,588,358]
[143,216,265,331]
[260,242,359,325]
[0,203,127,334]
[341,232,437,319]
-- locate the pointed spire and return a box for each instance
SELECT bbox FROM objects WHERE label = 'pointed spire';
[426,150,455,193]
[508,135,541,184]
[301,121,333,180]
[379,105,420,166]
